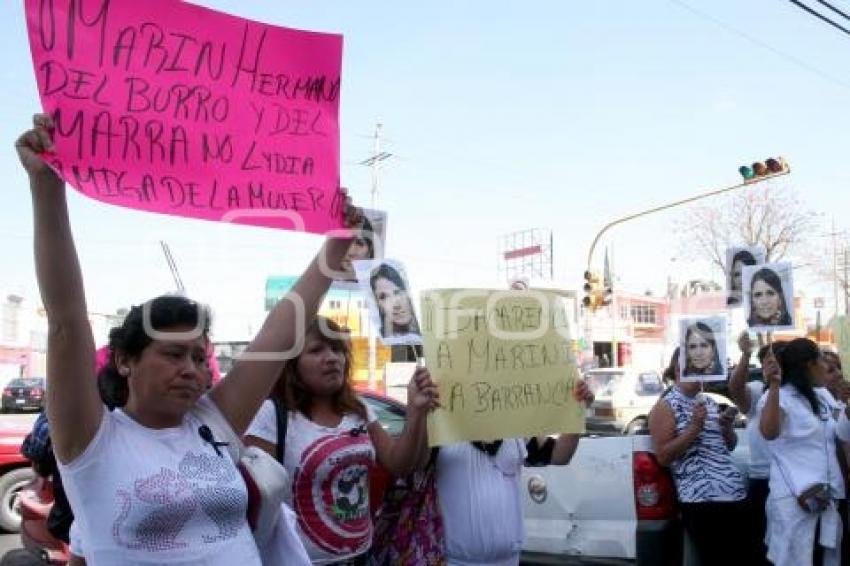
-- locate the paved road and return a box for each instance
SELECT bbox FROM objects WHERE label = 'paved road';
[0,528,40,566]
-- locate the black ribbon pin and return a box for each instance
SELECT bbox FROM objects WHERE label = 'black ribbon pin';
[198,425,229,457]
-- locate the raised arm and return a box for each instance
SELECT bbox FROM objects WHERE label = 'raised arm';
[759,350,783,441]
[369,366,438,477]
[16,115,101,464]
[210,202,360,435]
[728,331,753,414]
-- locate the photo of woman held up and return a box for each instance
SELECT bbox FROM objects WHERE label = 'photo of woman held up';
[742,262,795,332]
[354,259,422,345]
[678,317,727,382]
[333,209,387,290]
[726,246,765,307]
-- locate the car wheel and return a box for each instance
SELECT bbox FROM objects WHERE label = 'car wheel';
[625,418,648,435]
[0,467,35,532]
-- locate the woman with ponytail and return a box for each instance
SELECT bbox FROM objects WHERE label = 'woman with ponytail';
[760,338,847,566]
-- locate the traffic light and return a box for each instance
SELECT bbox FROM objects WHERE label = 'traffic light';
[739,157,790,183]
[582,270,611,311]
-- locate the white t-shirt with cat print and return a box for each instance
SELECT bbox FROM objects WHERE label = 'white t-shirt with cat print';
[58,395,261,566]
[246,399,377,565]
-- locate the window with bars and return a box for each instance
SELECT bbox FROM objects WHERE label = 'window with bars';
[629,304,658,325]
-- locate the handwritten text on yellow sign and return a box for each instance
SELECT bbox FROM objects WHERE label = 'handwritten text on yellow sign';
[422,289,584,446]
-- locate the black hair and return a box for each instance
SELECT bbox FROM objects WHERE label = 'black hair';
[747,267,791,327]
[359,216,375,259]
[823,350,842,371]
[369,263,420,336]
[684,322,722,375]
[663,347,680,383]
[757,341,786,364]
[732,250,757,267]
[777,338,822,416]
[727,250,759,306]
[97,296,211,408]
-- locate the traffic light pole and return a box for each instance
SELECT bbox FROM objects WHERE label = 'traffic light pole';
[583,168,789,368]
[585,170,790,271]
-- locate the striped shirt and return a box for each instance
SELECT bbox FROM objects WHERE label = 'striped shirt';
[663,387,746,503]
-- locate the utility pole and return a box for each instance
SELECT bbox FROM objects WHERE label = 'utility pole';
[550,231,554,281]
[834,221,840,319]
[359,123,394,389]
[360,123,394,208]
[822,221,846,319]
[844,245,850,315]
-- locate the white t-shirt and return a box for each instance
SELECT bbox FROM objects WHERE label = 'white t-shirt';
[745,381,770,480]
[57,396,260,566]
[69,520,82,557]
[436,439,527,566]
[835,401,850,443]
[246,399,377,565]
[820,387,845,423]
[758,385,845,500]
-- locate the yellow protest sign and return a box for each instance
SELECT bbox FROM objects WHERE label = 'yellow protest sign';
[833,315,850,375]
[421,289,585,446]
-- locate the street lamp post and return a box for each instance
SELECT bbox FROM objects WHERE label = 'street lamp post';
[360,123,393,391]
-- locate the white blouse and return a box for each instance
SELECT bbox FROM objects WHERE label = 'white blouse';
[745,381,770,480]
[758,385,845,500]
[436,439,527,565]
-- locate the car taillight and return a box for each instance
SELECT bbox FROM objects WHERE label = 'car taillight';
[2,388,10,396]
[31,388,43,398]
[633,451,676,520]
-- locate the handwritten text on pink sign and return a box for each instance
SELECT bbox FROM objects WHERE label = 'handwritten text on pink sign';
[25,0,344,233]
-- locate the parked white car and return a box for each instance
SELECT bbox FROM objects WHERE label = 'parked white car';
[585,368,665,435]
[585,369,742,436]
[521,429,750,565]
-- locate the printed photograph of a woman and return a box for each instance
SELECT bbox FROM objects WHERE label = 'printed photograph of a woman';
[355,259,422,345]
[743,263,795,331]
[678,317,727,382]
[334,209,386,290]
[726,246,764,307]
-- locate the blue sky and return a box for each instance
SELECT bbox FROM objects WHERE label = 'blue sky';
[2,0,849,338]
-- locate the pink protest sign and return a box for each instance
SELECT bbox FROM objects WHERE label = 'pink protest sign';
[25,0,344,234]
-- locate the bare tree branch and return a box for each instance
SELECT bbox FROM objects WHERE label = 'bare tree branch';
[674,183,814,274]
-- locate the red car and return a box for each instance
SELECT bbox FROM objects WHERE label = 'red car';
[0,419,37,533]
[20,475,69,564]
[19,390,406,564]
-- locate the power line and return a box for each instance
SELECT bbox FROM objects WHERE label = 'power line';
[667,0,850,91]
[785,0,850,37]
[813,0,850,22]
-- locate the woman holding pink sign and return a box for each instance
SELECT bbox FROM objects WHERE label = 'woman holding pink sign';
[16,113,363,565]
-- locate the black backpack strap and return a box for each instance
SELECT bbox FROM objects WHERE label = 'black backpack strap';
[427,446,440,469]
[271,398,287,464]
